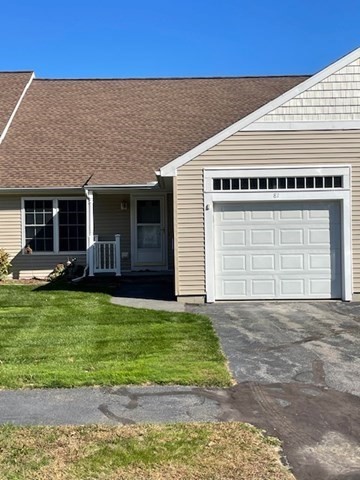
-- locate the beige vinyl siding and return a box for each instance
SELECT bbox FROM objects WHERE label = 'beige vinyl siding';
[175,130,360,296]
[0,195,86,279]
[255,59,360,123]
[1,192,172,278]
[93,193,131,272]
[0,196,21,259]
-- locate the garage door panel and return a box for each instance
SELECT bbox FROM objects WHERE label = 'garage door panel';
[280,278,305,296]
[279,229,304,245]
[222,255,246,271]
[309,254,331,270]
[279,209,304,220]
[221,230,246,246]
[252,279,275,296]
[250,210,275,221]
[309,229,331,245]
[280,254,304,270]
[251,254,275,271]
[223,280,247,296]
[309,278,332,295]
[214,201,341,300]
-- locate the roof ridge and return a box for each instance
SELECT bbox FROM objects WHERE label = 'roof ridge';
[0,70,34,74]
[33,74,311,82]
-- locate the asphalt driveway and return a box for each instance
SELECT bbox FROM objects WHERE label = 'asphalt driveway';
[188,301,360,480]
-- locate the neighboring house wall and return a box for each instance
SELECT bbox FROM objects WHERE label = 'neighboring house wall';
[0,194,86,278]
[253,59,360,124]
[175,130,360,297]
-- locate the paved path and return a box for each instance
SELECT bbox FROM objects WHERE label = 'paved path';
[111,296,185,312]
[111,275,185,312]
[0,386,227,425]
[188,301,360,480]
[1,382,359,480]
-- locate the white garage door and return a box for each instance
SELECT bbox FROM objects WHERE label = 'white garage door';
[214,201,341,300]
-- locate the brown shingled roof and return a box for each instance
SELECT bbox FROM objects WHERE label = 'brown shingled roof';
[0,72,33,139]
[0,75,309,188]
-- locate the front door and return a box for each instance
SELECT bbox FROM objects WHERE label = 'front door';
[133,197,166,268]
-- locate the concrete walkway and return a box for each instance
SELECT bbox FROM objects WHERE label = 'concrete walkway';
[111,275,186,312]
[111,296,185,312]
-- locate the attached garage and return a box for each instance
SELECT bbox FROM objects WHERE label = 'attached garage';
[214,201,341,300]
[161,49,360,303]
[204,166,352,302]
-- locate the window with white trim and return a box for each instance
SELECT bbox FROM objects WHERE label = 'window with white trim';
[24,200,54,252]
[23,199,86,253]
[213,175,343,191]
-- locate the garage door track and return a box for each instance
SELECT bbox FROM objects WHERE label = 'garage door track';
[188,301,360,480]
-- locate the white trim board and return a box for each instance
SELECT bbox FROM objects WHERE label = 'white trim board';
[160,47,360,177]
[244,121,360,131]
[204,165,352,302]
[0,72,35,144]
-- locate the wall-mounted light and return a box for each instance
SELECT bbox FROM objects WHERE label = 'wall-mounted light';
[120,200,128,211]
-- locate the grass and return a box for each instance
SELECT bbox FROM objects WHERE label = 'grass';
[0,284,231,388]
[0,422,294,480]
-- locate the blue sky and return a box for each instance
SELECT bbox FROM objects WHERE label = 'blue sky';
[1,0,359,78]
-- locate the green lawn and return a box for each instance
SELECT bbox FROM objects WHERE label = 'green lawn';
[0,423,294,480]
[0,284,231,388]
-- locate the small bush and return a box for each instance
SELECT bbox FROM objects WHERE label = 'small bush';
[0,248,11,280]
[47,263,65,281]
[48,258,83,282]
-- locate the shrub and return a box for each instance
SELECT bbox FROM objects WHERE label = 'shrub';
[0,248,11,280]
[47,263,65,282]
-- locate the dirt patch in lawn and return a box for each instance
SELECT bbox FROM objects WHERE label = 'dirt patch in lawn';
[0,422,294,480]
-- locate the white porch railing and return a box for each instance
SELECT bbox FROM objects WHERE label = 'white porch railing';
[93,234,121,276]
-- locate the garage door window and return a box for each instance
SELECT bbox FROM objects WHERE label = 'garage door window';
[213,175,343,191]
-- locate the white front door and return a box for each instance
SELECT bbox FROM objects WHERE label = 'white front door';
[214,201,342,300]
[133,197,166,268]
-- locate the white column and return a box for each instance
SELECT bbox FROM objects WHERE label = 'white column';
[85,189,95,276]
[115,234,121,276]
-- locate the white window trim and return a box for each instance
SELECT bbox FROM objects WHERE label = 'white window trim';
[21,197,87,255]
[204,166,352,302]
[130,194,168,271]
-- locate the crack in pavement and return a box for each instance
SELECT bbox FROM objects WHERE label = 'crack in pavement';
[98,403,136,424]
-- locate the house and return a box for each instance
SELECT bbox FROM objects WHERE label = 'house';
[0,48,360,302]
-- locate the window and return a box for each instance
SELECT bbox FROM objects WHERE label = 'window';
[212,175,343,191]
[23,198,86,253]
[58,200,86,252]
[25,200,54,252]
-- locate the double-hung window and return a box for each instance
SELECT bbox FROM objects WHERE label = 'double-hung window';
[23,198,86,253]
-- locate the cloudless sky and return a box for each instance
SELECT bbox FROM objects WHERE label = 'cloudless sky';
[0,0,359,78]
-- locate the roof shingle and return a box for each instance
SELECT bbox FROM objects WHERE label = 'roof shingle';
[0,75,309,188]
[0,72,33,140]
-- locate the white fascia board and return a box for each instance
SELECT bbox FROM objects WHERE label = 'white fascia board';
[0,72,35,144]
[0,187,84,194]
[245,120,360,131]
[87,182,159,190]
[160,47,360,177]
